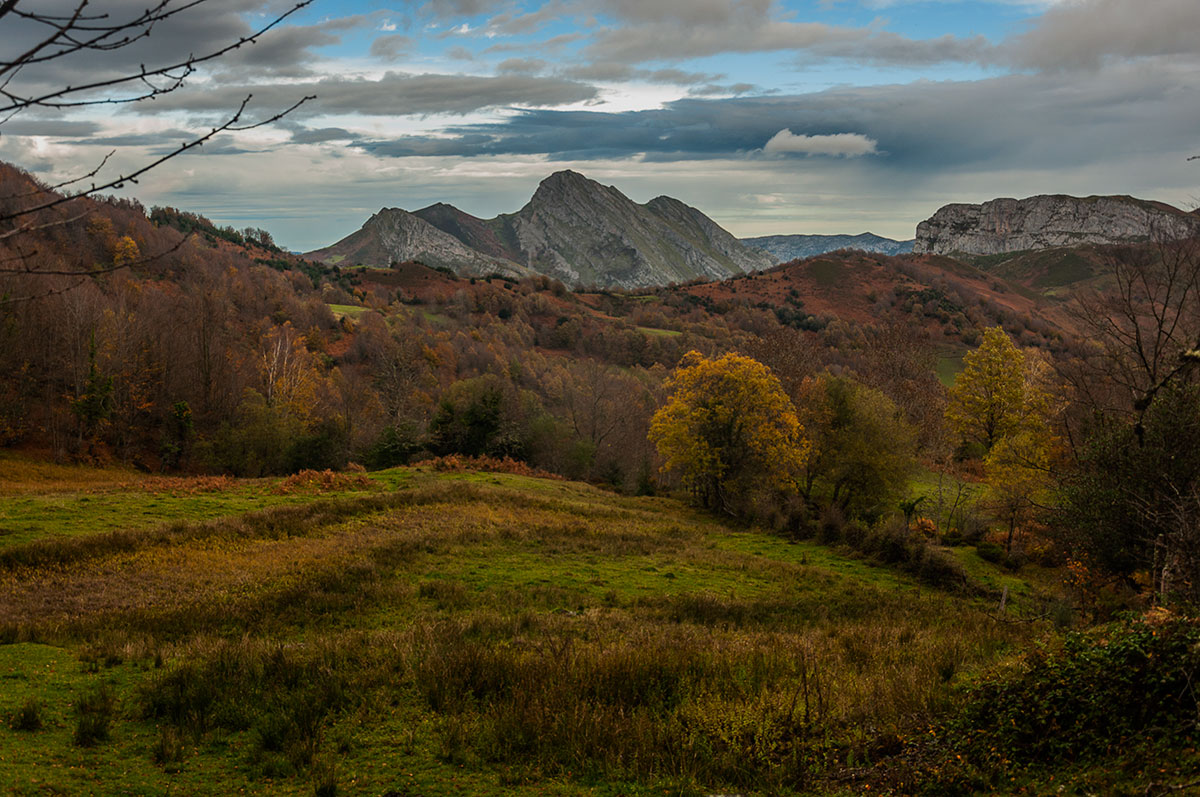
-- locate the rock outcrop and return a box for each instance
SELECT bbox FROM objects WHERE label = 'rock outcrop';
[304,208,528,278]
[742,232,914,262]
[307,170,772,289]
[913,195,1200,256]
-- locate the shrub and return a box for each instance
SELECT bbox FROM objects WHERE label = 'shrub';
[818,504,845,543]
[151,725,186,770]
[9,698,43,731]
[73,684,116,747]
[953,615,1200,768]
[976,541,1004,564]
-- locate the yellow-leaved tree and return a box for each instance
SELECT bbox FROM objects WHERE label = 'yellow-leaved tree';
[946,326,1049,452]
[948,327,1060,552]
[649,351,809,514]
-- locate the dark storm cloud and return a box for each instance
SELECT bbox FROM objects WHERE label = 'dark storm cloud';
[127,72,599,117]
[66,128,199,146]
[287,126,361,144]
[350,64,1200,170]
[0,0,367,104]
[0,120,102,137]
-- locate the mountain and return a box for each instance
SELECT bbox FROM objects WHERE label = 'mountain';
[304,207,529,279]
[411,202,519,262]
[913,194,1200,256]
[308,170,773,289]
[741,233,915,261]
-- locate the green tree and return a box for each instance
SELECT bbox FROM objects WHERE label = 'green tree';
[795,375,917,519]
[429,375,528,459]
[985,429,1053,554]
[70,333,113,449]
[648,351,808,514]
[1062,382,1200,604]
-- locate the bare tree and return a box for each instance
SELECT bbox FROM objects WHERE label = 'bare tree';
[0,0,314,298]
[1065,233,1200,429]
[1059,232,1200,606]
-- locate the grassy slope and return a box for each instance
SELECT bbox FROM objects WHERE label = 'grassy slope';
[0,464,1042,795]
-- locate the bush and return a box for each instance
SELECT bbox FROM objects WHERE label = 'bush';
[9,697,43,731]
[976,541,1004,564]
[830,515,969,591]
[73,684,116,747]
[151,725,186,769]
[818,504,845,544]
[953,615,1200,768]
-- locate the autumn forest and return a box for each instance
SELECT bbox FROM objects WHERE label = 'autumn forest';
[2,153,1200,795]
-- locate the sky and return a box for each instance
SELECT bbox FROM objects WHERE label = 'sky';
[2,0,1199,250]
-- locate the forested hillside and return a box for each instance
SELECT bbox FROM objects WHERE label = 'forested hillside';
[4,158,1200,794]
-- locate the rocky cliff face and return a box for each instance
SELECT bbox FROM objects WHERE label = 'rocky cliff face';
[913,195,1200,255]
[304,208,528,278]
[493,171,772,289]
[742,232,914,262]
[307,170,772,289]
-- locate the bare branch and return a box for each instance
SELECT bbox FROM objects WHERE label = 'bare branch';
[0,0,313,114]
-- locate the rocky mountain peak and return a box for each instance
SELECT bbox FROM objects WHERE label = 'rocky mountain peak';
[308,170,774,289]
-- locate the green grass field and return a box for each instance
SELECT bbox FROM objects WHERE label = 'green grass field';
[0,461,1093,795]
[326,303,369,319]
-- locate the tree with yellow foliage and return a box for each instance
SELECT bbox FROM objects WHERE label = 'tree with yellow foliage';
[946,327,1052,452]
[649,351,808,514]
[948,328,1060,553]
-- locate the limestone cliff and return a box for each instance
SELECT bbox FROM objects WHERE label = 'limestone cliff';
[913,195,1200,255]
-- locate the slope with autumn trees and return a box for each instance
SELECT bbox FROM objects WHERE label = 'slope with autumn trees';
[5,156,1200,794]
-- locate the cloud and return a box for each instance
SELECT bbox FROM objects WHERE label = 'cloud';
[1002,0,1200,70]
[286,126,361,145]
[371,34,417,61]
[346,60,1200,172]
[561,63,720,85]
[128,72,600,118]
[582,17,990,66]
[497,58,549,75]
[0,120,102,137]
[763,130,879,157]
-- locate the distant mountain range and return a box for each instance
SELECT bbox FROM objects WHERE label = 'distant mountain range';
[307,170,773,289]
[740,233,915,261]
[307,177,1200,290]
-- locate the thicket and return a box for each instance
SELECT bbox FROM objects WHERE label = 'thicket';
[950,615,1200,776]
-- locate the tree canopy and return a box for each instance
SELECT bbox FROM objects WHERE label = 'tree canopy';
[649,351,808,514]
[946,326,1052,452]
[794,374,916,519]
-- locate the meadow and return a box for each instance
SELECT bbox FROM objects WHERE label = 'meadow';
[0,460,1054,796]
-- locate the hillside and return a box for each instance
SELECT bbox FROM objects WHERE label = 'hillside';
[676,249,1071,341]
[0,458,1042,795]
[743,232,915,261]
[305,170,773,289]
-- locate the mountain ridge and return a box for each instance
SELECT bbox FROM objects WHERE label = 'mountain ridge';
[306,170,773,289]
[914,194,1200,255]
[742,232,915,261]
